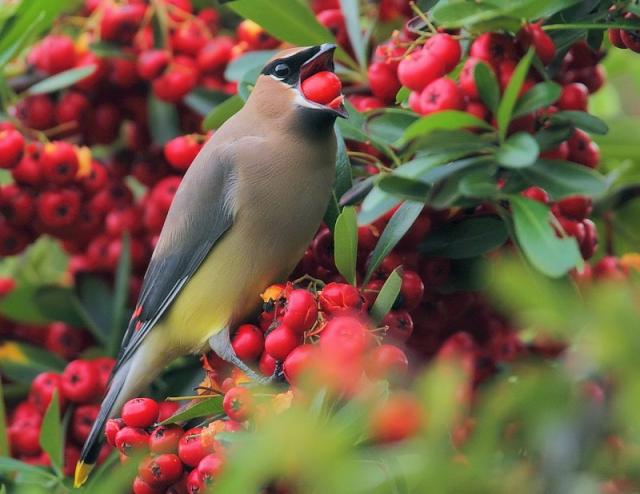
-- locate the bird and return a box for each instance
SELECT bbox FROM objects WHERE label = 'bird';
[74,43,346,487]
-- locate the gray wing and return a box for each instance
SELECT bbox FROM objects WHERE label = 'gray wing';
[112,139,244,373]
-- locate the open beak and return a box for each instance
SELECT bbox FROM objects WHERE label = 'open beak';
[297,43,348,119]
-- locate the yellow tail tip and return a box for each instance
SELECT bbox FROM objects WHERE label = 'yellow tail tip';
[74,461,94,488]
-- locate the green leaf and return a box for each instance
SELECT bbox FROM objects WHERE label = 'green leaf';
[396,86,410,104]
[76,275,114,339]
[26,65,96,95]
[334,128,353,201]
[0,382,8,457]
[227,0,353,67]
[224,50,278,82]
[0,283,48,324]
[535,124,573,151]
[365,202,423,283]
[510,196,582,277]
[358,188,401,226]
[550,111,609,135]
[89,41,130,58]
[35,286,85,327]
[160,397,224,425]
[148,95,180,145]
[0,341,65,384]
[377,176,430,202]
[203,95,244,130]
[512,81,562,118]
[183,89,228,117]
[334,206,358,285]
[474,62,500,113]
[366,109,418,146]
[339,0,367,69]
[370,269,402,324]
[496,132,540,168]
[518,159,607,199]
[401,111,493,144]
[0,12,44,69]
[39,391,63,475]
[109,234,131,357]
[419,216,508,258]
[0,456,54,480]
[497,48,534,142]
[458,168,499,198]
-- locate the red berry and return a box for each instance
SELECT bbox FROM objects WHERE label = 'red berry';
[133,476,163,494]
[399,270,424,310]
[0,129,24,169]
[369,393,422,443]
[397,48,446,92]
[0,184,34,226]
[264,324,300,361]
[259,351,277,376]
[223,386,253,422]
[152,60,198,103]
[19,95,55,130]
[71,404,99,443]
[349,95,385,112]
[459,57,489,99]
[197,453,225,484]
[30,35,76,74]
[137,49,171,80]
[122,398,160,428]
[178,427,214,467]
[9,417,42,455]
[197,36,234,73]
[0,219,30,256]
[568,129,600,168]
[319,282,364,315]
[56,91,90,127]
[231,324,264,361]
[186,469,205,494]
[36,190,81,229]
[419,77,463,115]
[100,3,146,44]
[315,9,349,48]
[557,195,592,221]
[105,418,125,447]
[421,257,451,286]
[158,401,180,422]
[282,289,318,334]
[29,372,64,413]
[149,425,183,454]
[40,141,79,185]
[367,344,409,379]
[423,33,461,72]
[320,316,370,360]
[608,28,627,49]
[367,62,401,103]
[61,359,100,403]
[382,310,414,343]
[518,23,556,65]
[621,14,640,53]
[558,82,589,111]
[521,186,550,203]
[301,71,342,105]
[470,33,516,69]
[172,20,208,56]
[139,453,184,487]
[283,344,316,384]
[164,135,202,171]
[115,426,150,456]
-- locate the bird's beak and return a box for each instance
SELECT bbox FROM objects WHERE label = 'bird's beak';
[297,43,348,119]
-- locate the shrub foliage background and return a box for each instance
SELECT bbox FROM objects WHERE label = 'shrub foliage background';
[1,0,640,493]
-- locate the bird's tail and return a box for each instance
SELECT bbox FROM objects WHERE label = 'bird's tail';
[74,361,132,488]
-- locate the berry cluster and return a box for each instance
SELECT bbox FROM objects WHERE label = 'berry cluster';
[8,358,117,473]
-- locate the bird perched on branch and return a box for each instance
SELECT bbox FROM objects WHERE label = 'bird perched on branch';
[75,43,345,487]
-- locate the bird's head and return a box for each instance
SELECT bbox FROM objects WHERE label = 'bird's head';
[251,43,347,122]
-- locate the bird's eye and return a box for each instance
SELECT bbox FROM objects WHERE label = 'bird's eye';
[274,63,290,78]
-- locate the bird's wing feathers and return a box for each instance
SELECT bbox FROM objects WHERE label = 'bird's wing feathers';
[113,139,247,373]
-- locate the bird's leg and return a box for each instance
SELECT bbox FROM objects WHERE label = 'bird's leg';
[208,327,266,383]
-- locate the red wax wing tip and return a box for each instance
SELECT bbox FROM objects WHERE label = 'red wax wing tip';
[301,71,342,105]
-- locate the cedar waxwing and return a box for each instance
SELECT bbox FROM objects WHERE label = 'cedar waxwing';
[74,43,345,487]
